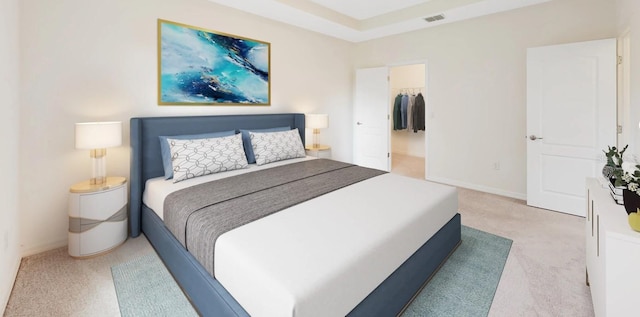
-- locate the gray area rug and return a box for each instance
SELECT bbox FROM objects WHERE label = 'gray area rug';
[402,226,513,317]
[111,253,198,317]
[111,226,511,316]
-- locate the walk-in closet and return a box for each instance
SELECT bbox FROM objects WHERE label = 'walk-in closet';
[389,63,426,179]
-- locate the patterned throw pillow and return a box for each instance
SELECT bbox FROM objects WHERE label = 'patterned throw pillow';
[159,130,236,179]
[168,133,248,183]
[250,129,306,166]
[240,126,290,164]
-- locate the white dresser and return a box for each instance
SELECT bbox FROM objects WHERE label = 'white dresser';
[68,177,128,258]
[586,178,640,317]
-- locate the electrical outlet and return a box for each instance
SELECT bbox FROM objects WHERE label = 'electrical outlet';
[493,162,500,171]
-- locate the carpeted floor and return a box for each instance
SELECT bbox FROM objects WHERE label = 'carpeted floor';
[4,157,594,316]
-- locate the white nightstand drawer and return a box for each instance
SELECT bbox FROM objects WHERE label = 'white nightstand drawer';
[68,177,128,258]
[77,185,126,220]
[68,219,127,257]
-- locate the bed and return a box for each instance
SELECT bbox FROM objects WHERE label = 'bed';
[129,113,461,316]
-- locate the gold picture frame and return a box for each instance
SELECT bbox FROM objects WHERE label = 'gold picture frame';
[157,19,271,105]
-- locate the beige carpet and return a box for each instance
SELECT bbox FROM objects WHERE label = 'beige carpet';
[4,157,593,316]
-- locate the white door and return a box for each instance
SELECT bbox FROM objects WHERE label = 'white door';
[354,67,390,171]
[527,38,616,216]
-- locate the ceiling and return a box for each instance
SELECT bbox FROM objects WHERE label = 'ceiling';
[207,0,553,42]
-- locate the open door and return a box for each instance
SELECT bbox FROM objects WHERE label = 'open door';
[526,39,616,216]
[353,67,390,171]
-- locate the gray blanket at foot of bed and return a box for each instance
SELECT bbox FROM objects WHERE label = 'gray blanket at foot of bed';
[163,159,386,276]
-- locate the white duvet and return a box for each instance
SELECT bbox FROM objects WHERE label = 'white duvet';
[143,158,458,317]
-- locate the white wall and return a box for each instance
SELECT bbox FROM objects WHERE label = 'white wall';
[354,0,618,198]
[19,0,354,255]
[616,0,640,158]
[390,64,425,157]
[0,0,22,313]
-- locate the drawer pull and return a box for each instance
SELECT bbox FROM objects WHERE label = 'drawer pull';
[597,215,600,257]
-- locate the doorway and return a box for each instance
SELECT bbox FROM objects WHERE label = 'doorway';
[389,64,426,179]
[617,30,631,150]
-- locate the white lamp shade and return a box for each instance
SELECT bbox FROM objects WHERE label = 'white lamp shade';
[306,114,329,129]
[75,121,122,149]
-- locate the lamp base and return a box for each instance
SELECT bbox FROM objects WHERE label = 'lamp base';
[90,148,107,186]
[90,177,107,186]
[312,129,321,150]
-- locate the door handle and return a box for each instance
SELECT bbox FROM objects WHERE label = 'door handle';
[529,135,543,141]
[357,122,363,125]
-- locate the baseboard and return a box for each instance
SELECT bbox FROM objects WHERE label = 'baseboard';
[425,176,527,201]
[1,256,21,315]
[21,239,67,258]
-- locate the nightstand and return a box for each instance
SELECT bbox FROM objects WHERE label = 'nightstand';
[305,145,331,159]
[68,176,128,258]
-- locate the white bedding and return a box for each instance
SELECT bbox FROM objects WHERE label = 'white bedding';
[143,158,458,317]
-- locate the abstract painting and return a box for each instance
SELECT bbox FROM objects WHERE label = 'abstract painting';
[158,19,270,105]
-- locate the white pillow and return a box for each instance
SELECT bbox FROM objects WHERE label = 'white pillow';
[250,129,306,166]
[168,133,248,183]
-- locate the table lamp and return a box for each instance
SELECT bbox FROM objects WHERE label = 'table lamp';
[306,114,329,149]
[75,121,122,185]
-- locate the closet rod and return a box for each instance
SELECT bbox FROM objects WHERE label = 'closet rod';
[395,87,424,94]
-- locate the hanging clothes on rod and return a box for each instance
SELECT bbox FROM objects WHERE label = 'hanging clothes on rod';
[393,93,403,130]
[407,93,415,132]
[412,93,426,132]
[393,87,425,132]
[400,94,409,129]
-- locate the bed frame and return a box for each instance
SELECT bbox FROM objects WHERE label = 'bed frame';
[129,113,461,316]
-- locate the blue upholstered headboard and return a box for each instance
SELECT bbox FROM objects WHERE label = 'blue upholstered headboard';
[129,113,306,237]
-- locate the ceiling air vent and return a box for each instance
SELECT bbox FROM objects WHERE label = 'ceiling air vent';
[424,14,445,23]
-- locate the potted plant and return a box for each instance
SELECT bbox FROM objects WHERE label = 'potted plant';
[613,162,640,214]
[603,145,627,180]
[603,145,628,204]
